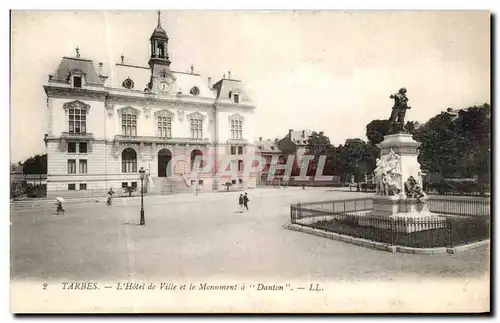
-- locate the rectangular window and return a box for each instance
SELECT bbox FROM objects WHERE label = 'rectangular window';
[122,182,128,188]
[79,183,87,190]
[191,180,196,185]
[121,114,137,136]
[67,142,77,153]
[158,116,172,138]
[79,160,87,174]
[239,179,243,184]
[238,160,243,172]
[234,94,239,104]
[131,182,137,188]
[231,180,236,185]
[198,180,204,185]
[230,120,243,139]
[68,108,86,134]
[73,76,82,88]
[67,159,76,174]
[79,142,87,153]
[68,183,76,190]
[190,119,203,139]
[237,146,243,155]
[230,146,236,155]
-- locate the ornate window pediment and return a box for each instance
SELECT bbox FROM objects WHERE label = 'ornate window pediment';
[186,111,206,121]
[63,100,90,113]
[228,113,244,122]
[154,109,175,118]
[118,106,140,116]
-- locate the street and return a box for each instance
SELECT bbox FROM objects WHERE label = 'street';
[11,187,489,282]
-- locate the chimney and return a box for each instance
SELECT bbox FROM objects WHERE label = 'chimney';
[121,54,124,64]
[319,131,324,136]
[208,77,212,88]
[228,70,231,79]
[98,62,103,75]
[191,64,194,74]
[275,138,279,144]
[259,137,262,141]
[288,129,293,138]
[301,130,305,138]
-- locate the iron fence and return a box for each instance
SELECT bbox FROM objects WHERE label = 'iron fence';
[290,197,490,248]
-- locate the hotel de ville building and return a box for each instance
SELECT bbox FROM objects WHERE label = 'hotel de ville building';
[43,12,258,197]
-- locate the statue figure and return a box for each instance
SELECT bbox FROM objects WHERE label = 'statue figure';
[374,149,402,196]
[389,87,411,132]
[404,175,427,202]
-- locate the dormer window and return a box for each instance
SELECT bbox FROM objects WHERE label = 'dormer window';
[73,75,82,88]
[190,86,200,96]
[229,90,240,103]
[122,78,134,89]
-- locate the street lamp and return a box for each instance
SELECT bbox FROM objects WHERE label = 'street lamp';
[139,167,146,225]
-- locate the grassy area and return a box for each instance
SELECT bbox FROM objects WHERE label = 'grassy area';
[312,216,489,248]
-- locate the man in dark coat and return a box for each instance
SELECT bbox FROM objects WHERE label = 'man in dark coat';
[238,194,244,212]
[243,192,250,211]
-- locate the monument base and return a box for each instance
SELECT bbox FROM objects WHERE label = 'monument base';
[358,196,446,233]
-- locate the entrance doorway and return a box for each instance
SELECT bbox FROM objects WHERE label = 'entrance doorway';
[158,148,172,177]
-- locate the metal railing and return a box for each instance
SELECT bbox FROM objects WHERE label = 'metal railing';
[290,197,490,248]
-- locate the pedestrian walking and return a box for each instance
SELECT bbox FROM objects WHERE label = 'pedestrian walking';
[238,194,244,213]
[107,187,114,206]
[243,192,249,211]
[55,197,65,215]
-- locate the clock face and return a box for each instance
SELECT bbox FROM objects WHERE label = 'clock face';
[159,81,170,92]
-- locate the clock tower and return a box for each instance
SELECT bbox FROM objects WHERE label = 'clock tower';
[148,11,175,93]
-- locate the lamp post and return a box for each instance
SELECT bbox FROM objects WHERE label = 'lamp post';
[139,167,145,225]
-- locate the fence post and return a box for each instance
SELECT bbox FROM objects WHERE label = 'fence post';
[447,219,453,248]
[391,218,395,246]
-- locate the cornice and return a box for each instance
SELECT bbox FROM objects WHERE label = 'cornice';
[44,85,107,100]
[106,93,215,109]
[215,101,256,111]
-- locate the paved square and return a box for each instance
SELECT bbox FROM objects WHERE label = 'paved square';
[11,188,489,282]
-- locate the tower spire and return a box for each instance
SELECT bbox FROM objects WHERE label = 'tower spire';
[157,10,161,27]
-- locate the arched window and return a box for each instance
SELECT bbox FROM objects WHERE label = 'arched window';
[190,149,203,170]
[122,148,137,173]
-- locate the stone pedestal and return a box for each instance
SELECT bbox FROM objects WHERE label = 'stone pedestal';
[359,196,446,233]
[360,133,446,233]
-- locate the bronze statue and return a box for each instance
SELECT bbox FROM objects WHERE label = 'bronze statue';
[388,87,411,132]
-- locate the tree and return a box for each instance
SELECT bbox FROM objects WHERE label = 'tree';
[366,119,417,145]
[339,138,376,189]
[413,103,490,186]
[366,120,391,145]
[21,154,47,174]
[304,131,337,176]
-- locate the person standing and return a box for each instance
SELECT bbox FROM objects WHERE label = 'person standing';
[243,192,250,211]
[238,194,244,213]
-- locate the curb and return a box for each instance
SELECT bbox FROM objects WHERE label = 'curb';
[446,240,490,254]
[284,224,489,255]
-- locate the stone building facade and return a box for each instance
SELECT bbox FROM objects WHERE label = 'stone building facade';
[43,13,257,197]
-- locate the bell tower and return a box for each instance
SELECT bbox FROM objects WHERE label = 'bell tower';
[148,10,175,93]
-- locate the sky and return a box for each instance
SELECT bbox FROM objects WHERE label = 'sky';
[10,10,490,163]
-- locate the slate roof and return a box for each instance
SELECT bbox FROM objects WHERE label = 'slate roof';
[50,57,104,86]
[211,78,253,104]
[255,139,283,154]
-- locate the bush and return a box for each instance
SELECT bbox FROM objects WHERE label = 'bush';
[427,180,490,196]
